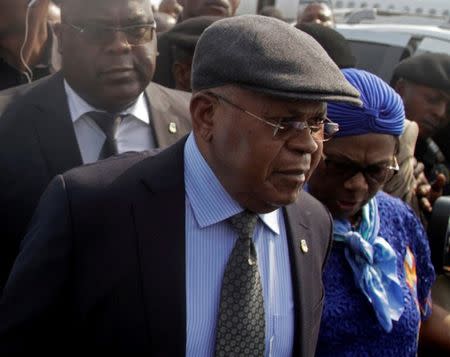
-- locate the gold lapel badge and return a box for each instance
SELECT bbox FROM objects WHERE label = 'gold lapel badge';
[300,239,309,254]
[168,122,177,134]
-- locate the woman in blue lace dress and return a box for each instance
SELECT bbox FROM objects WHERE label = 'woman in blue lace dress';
[307,68,450,356]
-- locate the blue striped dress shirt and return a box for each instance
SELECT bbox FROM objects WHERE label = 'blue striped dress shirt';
[184,133,295,357]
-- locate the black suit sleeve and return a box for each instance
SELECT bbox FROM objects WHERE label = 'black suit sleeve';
[0,175,73,353]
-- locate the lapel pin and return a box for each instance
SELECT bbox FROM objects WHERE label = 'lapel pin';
[300,239,309,254]
[168,122,177,134]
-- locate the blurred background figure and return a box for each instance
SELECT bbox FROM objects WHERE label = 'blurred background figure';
[158,0,183,19]
[154,0,241,88]
[258,5,284,20]
[154,11,177,33]
[165,16,220,91]
[295,22,355,69]
[392,53,450,196]
[0,0,61,91]
[297,1,335,28]
[177,0,240,22]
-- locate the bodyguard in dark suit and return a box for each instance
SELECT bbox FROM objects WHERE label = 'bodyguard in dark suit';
[0,15,361,356]
[0,0,192,289]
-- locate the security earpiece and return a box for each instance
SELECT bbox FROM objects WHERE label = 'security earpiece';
[20,0,40,83]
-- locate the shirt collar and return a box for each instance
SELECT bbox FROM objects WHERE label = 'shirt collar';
[184,133,280,235]
[63,80,149,124]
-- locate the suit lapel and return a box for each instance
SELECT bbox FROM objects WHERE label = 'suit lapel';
[145,83,189,148]
[31,72,82,177]
[284,193,314,357]
[131,138,187,356]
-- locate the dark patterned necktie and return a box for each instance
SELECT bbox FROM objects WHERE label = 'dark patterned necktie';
[215,210,265,357]
[87,111,123,160]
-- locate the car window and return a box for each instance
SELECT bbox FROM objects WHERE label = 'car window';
[347,40,407,82]
[416,37,450,55]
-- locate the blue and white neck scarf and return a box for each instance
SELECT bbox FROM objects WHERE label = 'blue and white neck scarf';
[333,197,405,332]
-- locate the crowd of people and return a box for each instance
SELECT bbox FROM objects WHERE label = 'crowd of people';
[0,0,449,355]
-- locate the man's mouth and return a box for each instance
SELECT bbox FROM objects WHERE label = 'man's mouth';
[100,67,135,81]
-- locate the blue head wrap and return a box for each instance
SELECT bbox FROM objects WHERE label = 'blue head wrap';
[328,68,405,137]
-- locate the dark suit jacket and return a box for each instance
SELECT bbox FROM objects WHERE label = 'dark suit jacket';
[0,72,192,290]
[0,138,333,356]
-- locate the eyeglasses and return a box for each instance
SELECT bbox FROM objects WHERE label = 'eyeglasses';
[65,22,157,46]
[322,154,400,185]
[207,92,339,142]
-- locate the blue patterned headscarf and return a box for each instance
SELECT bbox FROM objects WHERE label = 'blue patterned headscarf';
[328,68,405,137]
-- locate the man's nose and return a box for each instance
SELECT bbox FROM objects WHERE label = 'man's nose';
[285,129,319,155]
[105,30,131,52]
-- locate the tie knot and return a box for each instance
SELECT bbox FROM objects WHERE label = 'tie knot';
[229,210,258,239]
[87,111,122,139]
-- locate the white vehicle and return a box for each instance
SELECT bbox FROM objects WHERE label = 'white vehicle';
[335,22,450,82]
[239,1,449,22]
[334,0,449,17]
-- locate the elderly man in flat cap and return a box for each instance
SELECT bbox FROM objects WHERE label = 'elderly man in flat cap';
[392,53,450,198]
[0,15,360,356]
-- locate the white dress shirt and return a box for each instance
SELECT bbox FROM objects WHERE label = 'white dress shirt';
[64,81,155,164]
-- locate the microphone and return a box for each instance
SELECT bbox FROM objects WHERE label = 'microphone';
[423,138,450,183]
[427,196,450,275]
[425,137,446,164]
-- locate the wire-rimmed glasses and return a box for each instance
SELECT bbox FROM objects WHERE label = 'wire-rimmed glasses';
[207,91,339,142]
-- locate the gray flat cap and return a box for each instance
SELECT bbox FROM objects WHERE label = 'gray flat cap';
[192,15,361,105]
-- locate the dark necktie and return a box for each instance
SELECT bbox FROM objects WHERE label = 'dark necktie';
[215,210,265,357]
[87,111,122,160]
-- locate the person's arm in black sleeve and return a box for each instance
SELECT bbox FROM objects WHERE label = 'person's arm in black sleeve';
[0,175,73,354]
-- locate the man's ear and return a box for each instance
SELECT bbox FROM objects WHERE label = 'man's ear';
[190,92,216,142]
[53,23,63,54]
